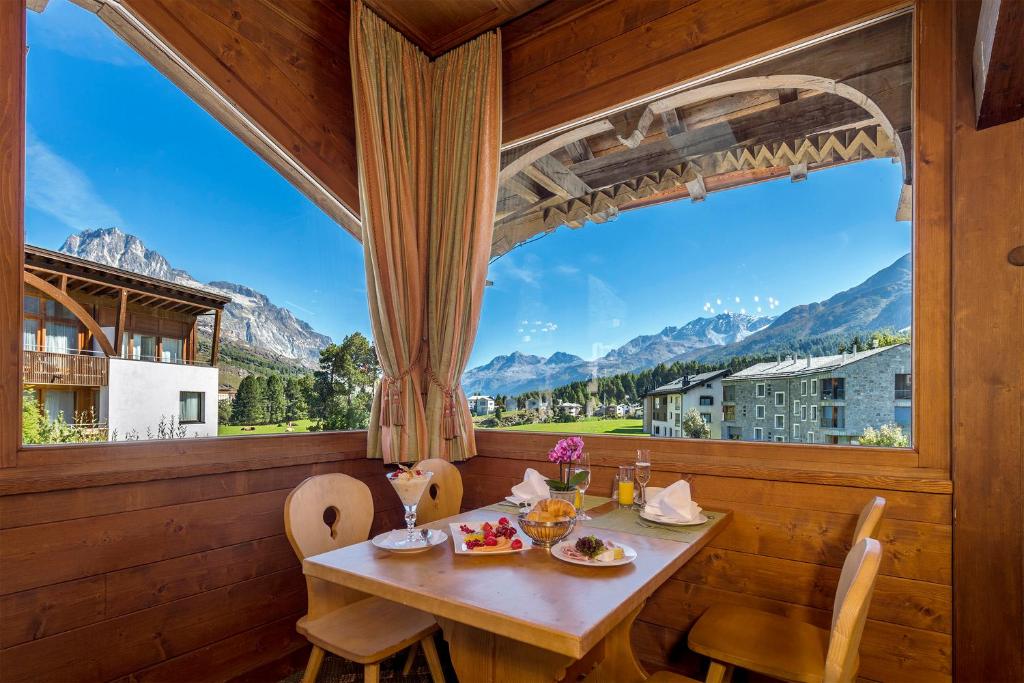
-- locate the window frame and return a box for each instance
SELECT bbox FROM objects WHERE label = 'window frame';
[4,1,952,480]
[755,383,766,398]
[753,427,763,441]
[755,405,766,420]
[775,414,785,429]
[774,391,785,407]
[178,391,206,424]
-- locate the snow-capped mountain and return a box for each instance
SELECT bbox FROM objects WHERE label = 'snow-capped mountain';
[462,313,773,396]
[463,253,912,396]
[60,228,331,368]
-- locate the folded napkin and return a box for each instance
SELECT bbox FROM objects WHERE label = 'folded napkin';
[645,480,702,522]
[510,468,550,503]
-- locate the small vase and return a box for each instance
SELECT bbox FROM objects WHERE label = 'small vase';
[548,488,577,504]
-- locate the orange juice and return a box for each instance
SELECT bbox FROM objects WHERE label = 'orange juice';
[618,480,635,506]
[574,489,582,509]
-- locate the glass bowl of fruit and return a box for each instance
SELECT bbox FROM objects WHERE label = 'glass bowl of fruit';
[517,498,577,548]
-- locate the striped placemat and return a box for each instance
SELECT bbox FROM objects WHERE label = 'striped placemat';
[577,505,726,543]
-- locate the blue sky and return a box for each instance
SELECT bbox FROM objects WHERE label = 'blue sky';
[25,0,910,370]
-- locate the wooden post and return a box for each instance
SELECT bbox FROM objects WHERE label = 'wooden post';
[114,288,127,357]
[0,0,25,465]
[210,309,222,366]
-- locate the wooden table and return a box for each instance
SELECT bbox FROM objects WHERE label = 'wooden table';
[303,502,731,682]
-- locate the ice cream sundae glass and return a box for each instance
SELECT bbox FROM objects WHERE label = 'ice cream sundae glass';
[387,465,434,548]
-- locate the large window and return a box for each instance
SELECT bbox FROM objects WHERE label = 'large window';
[821,378,846,400]
[469,13,914,450]
[20,1,370,445]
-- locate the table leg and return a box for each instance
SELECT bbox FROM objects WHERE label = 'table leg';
[436,617,576,682]
[437,601,649,683]
[582,602,648,683]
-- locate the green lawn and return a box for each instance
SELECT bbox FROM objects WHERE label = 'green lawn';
[218,419,315,436]
[481,417,647,436]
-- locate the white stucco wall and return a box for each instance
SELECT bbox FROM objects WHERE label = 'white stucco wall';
[681,376,724,439]
[106,358,219,439]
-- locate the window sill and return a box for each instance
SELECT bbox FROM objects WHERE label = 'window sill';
[2,430,370,495]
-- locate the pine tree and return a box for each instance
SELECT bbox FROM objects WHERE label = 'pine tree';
[266,374,287,423]
[233,375,266,425]
[285,375,311,421]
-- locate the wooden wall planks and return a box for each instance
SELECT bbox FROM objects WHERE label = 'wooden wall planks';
[0,433,409,683]
[951,1,1024,680]
[500,0,910,143]
[461,443,952,682]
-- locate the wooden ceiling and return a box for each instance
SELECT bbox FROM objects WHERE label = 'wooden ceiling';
[491,13,913,258]
[364,0,549,57]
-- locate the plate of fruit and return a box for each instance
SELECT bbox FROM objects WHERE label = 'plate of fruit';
[554,534,637,567]
[450,518,525,555]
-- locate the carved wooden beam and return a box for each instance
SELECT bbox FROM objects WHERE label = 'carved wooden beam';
[521,155,592,200]
[24,272,116,357]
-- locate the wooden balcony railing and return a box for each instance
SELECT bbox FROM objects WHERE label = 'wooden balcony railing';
[23,350,109,386]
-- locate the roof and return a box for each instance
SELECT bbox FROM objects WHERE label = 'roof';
[25,245,231,315]
[724,344,908,380]
[646,369,730,397]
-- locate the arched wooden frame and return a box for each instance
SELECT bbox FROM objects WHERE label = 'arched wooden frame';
[24,271,116,357]
[499,74,909,185]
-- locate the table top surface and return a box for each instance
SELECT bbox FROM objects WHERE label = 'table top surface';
[303,501,730,658]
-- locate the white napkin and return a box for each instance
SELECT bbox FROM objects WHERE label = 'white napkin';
[510,468,550,503]
[645,480,702,522]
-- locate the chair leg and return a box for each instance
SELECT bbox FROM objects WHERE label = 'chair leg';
[363,662,380,683]
[301,645,325,683]
[420,633,446,683]
[401,642,419,675]
[706,661,734,683]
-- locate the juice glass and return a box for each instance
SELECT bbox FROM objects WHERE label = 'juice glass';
[617,465,635,508]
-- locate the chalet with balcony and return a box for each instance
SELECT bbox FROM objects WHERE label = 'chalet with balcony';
[22,246,230,439]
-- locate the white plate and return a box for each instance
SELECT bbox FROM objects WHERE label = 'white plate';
[553,539,637,567]
[371,529,448,554]
[639,509,709,526]
[449,521,527,555]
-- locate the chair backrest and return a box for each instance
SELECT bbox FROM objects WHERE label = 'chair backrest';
[414,458,463,524]
[852,496,886,545]
[283,473,374,561]
[823,538,883,683]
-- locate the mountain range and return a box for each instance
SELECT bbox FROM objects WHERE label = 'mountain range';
[60,228,331,370]
[462,253,912,396]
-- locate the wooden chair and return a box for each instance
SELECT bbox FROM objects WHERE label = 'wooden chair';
[852,495,886,545]
[413,458,464,524]
[284,473,445,683]
[674,538,882,683]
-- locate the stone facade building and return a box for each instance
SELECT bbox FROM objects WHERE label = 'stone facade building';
[720,344,911,445]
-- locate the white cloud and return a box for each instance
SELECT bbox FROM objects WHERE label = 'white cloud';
[715,298,722,305]
[734,296,741,303]
[28,0,146,67]
[522,335,532,342]
[554,264,580,276]
[26,130,123,230]
[611,319,621,328]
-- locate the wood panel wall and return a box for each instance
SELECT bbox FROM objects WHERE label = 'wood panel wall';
[950,1,1024,680]
[464,431,952,683]
[0,432,412,683]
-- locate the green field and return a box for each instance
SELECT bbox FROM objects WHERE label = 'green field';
[218,419,315,436]
[480,417,647,436]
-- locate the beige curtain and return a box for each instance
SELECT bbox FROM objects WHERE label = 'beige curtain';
[425,36,502,461]
[350,1,430,462]
[351,1,500,462]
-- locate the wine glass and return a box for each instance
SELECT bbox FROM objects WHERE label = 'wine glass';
[635,449,652,509]
[570,452,592,521]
